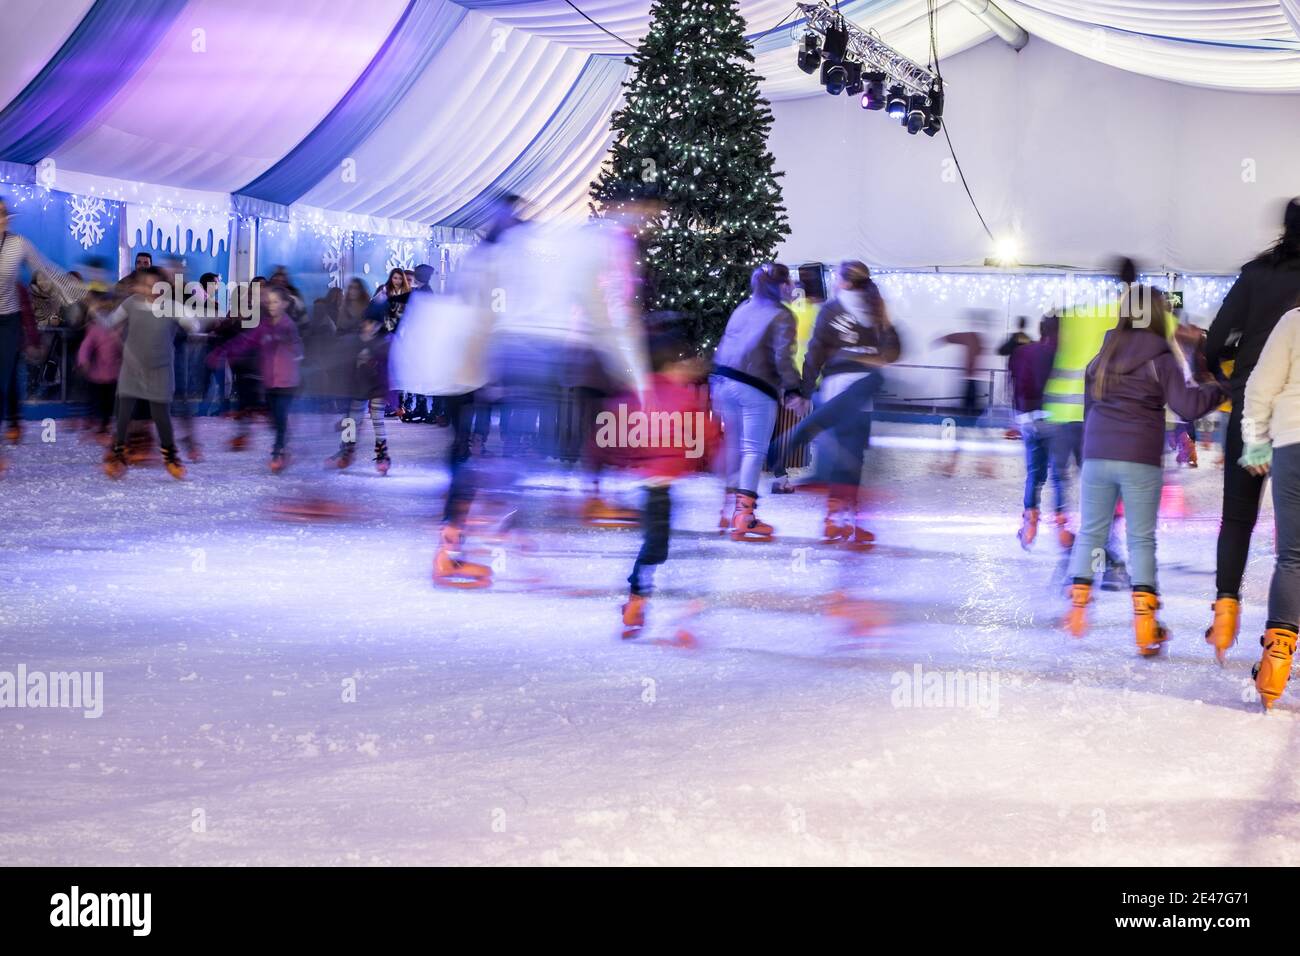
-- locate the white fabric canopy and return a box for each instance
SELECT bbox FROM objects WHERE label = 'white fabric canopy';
[2,0,1298,267]
[769,32,1300,271]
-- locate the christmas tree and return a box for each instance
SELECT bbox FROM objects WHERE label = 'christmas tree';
[590,0,790,344]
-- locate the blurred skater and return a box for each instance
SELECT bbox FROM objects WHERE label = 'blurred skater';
[102,267,204,480]
[794,260,900,546]
[1007,313,1060,548]
[1238,304,1300,706]
[1063,280,1223,655]
[620,326,717,638]
[208,285,303,472]
[1202,197,1300,660]
[710,263,801,541]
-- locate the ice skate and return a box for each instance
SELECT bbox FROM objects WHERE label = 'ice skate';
[730,493,773,542]
[1252,627,1296,711]
[162,446,186,480]
[5,423,19,445]
[581,497,639,527]
[183,437,203,464]
[621,593,647,639]
[374,440,391,475]
[103,443,128,480]
[433,525,492,589]
[328,443,356,469]
[1204,596,1240,666]
[1054,512,1075,549]
[1064,582,1090,637]
[228,432,250,452]
[1132,590,1170,657]
[270,450,289,474]
[822,496,849,542]
[1016,507,1039,550]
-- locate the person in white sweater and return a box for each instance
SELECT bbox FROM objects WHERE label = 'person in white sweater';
[1240,306,1300,709]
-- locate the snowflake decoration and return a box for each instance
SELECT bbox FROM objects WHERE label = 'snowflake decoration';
[385,239,419,274]
[68,195,107,249]
[321,236,343,289]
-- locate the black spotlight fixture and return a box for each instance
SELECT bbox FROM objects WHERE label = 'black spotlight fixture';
[860,72,886,110]
[906,93,927,134]
[843,60,864,97]
[922,83,945,136]
[822,20,849,63]
[884,84,908,119]
[821,58,849,96]
[796,32,820,75]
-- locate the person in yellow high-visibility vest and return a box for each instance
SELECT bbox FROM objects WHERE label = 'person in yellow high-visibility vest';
[1041,262,1130,581]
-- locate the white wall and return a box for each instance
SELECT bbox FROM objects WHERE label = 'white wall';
[768,35,1300,273]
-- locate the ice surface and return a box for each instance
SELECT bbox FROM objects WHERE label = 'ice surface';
[0,415,1295,866]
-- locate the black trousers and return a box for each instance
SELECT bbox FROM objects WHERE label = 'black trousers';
[114,396,176,451]
[0,314,21,429]
[443,390,480,525]
[629,484,671,596]
[1216,399,1267,598]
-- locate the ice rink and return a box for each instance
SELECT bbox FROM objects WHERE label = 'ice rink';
[1,415,1296,866]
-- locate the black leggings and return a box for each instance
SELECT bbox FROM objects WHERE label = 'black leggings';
[114,396,176,451]
[629,484,671,596]
[266,388,294,454]
[1216,400,1268,598]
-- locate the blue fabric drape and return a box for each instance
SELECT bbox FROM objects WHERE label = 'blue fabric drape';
[437,54,627,229]
[0,0,189,165]
[235,0,467,207]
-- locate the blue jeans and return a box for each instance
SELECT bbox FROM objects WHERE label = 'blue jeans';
[1067,458,1162,589]
[1021,420,1052,510]
[1268,443,1300,629]
[710,374,777,496]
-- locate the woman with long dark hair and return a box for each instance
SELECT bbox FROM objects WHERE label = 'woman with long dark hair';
[1064,267,1223,655]
[710,263,801,541]
[1203,198,1300,661]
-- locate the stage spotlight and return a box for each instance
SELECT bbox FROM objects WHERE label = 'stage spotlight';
[843,60,864,96]
[922,82,945,135]
[822,21,849,62]
[860,72,886,110]
[906,93,927,134]
[885,84,908,119]
[821,59,849,96]
[797,33,820,75]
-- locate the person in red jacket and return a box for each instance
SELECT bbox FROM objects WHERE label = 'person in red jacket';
[619,325,719,639]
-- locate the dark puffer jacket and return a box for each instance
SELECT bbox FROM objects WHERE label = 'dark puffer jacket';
[1205,254,1300,395]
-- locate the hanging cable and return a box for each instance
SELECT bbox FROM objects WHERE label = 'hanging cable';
[927,0,994,242]
[562,0,636,49]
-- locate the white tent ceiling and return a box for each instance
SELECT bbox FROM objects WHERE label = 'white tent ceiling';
[1,0,1297,259]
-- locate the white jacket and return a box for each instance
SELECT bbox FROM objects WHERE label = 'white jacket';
[1243,308,1300,449]
[471,220,649,397]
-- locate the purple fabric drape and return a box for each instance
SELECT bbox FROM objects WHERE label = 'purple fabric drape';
[0,0,189,165]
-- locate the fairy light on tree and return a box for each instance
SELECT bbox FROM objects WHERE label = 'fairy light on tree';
[590,0,790,343]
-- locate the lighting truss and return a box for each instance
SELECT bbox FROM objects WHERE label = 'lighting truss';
[795,2,939,97]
